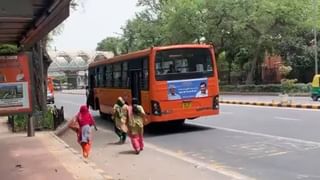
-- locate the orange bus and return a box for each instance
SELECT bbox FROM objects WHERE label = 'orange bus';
[88,44,219,124]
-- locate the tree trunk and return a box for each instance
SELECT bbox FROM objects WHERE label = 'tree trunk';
[246,37,262,84]
[31,39,52,112]
[227,60,232,84]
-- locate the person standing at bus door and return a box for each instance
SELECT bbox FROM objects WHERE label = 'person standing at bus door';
[168,84,181,100]
[127,98,148,154]
[85,86,89,97]
[86,86,91,108]
[195,82,208,98]
[112,97,128,144]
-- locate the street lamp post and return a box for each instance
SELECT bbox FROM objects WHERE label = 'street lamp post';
[314,0,318,75]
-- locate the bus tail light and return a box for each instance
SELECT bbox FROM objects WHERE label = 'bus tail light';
[213,95,219,109]
[151,100,162,116]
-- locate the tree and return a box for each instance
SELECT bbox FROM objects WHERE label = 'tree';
[96,37,123,56]
[96,0,318,84]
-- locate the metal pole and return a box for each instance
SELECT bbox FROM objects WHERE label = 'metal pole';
[314,0,318,75]
[27,114,34,137]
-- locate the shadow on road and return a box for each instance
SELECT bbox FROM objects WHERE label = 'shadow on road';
[94,115,212,137]
[118,150,137,155]
[144,123,212,137]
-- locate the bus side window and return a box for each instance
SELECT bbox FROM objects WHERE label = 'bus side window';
[113,63,121,88]
[106,65,112,87]
[96,67,100,87]
[102,66,107,87]
[142,58,149,90]
[122,62,128,88]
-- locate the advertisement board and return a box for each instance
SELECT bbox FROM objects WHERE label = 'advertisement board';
[167,78,208,100]
[0,54,32,115]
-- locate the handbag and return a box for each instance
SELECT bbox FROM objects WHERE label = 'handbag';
[68,115,80,133]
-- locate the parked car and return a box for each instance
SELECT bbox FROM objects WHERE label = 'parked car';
[47,90,55,104]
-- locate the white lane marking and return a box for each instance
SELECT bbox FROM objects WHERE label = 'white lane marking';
[221,111,234,115]
[96,125,253,180]
[274,116,300,121]
[222,103,320,112]
[190,122,320,147]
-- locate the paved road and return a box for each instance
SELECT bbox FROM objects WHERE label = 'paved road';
[55,93,320,180]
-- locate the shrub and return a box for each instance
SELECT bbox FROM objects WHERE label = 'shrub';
[13,114,27,132]
[281,79,298,94]
[11,106,55,132]
[220,83,310,93]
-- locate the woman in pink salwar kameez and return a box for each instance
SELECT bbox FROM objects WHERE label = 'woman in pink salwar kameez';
[127,98,148,154]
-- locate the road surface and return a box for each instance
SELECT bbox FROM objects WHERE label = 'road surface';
[55,93,320,180]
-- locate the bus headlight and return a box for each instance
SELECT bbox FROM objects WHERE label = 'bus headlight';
[151,100,162,116]
[213,95,219,109]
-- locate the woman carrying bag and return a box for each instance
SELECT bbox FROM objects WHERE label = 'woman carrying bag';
[68,105,97,158]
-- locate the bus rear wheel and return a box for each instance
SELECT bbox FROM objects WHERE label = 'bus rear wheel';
[171,119,185,126]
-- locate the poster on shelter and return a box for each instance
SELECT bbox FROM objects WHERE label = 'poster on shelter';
[167,78,208,100]
[0,54,32,115]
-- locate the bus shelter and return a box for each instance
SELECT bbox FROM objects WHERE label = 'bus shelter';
[0,0,72,136]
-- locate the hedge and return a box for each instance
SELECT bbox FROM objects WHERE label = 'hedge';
[220,83,312,93]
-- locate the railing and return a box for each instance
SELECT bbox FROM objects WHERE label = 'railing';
[8,106,65,132]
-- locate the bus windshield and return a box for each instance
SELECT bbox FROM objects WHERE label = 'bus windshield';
[155,48,213,81]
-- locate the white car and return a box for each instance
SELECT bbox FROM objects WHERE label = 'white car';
[47,91,55,104]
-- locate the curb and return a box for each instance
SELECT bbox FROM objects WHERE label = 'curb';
[220,100,320,109]
[220,92,310,97]
[50,132,114,180]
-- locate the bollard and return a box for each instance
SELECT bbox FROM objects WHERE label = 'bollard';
[8,116,15,132]
[27,114,35,137]
[60,106,64,125]
[53,105,59,129]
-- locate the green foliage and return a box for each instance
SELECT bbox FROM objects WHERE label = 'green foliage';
[12,106,55,132]
[42,107,55,129]
[96,37,123,56]
[278,65,292,77]
[13,114,27,132]
[0,44,19,55]
[281,78,298,94]
[95,0,319,84]
[220,83,311,93]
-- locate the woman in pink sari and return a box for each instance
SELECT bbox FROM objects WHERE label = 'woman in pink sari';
[72,105,97,158]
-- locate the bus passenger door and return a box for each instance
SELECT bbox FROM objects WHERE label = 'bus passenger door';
[88,74,95,109]
[130,70,141,104]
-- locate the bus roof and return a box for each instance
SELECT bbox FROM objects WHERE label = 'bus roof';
[88,44,213,68]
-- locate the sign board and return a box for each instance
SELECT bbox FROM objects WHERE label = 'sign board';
[0,54,32,115]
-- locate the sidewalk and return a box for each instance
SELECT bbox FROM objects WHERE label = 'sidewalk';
[0,117,109,180]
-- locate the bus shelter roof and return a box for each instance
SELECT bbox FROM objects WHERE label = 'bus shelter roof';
[0,0,71,49]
